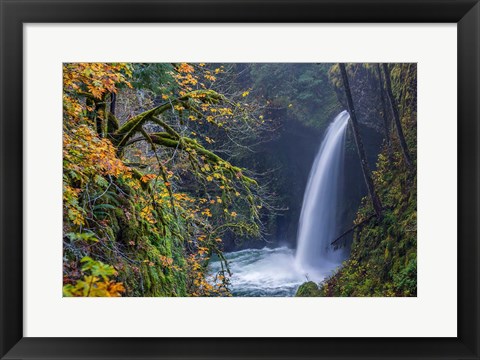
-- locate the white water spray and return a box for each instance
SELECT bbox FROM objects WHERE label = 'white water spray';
[295,110,350,273]
[208,111,351,296]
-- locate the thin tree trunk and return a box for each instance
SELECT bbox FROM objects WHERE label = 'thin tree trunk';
[94,99,107,138]
[382,63,413,169]
[110,92,116,115]
[339,63,383,217]
[375,64,393,162]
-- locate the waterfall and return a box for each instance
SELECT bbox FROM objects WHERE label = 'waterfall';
[295,110,350,272]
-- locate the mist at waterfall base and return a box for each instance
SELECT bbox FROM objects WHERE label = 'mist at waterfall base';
[208,111,350,296]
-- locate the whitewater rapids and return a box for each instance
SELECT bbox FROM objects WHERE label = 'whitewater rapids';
[208,246,338,297]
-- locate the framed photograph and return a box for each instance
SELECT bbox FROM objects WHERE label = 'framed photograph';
[1,0,479,359]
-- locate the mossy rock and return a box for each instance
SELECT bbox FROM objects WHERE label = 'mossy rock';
[295,281,322,297]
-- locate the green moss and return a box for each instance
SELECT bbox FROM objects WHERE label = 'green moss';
[114,90,225,148]
[295,281,322,297]
[63,169,192,297]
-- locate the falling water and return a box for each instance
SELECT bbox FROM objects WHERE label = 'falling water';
[295,110,350,274]
[207,111,351,296]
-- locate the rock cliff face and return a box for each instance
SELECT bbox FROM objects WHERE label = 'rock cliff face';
[329,64,386,134]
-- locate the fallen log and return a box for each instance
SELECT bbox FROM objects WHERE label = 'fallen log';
[330,213,377,246]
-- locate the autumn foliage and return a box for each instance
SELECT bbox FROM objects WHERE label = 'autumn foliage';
[63,63,265,296]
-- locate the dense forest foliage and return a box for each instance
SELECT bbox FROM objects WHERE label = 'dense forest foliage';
[62,62,416,297]
[63,63,268,296]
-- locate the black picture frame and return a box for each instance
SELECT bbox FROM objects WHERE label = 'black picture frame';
[1,1,478,359]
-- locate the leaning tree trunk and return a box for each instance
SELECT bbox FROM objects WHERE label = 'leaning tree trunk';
[382,63,413,169]
[339,63,383,217]
[375,64,393,162]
